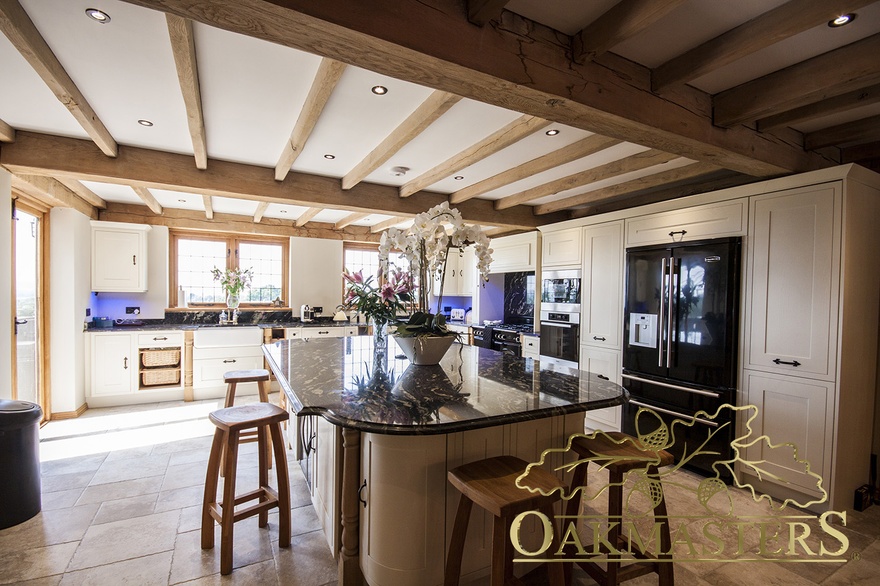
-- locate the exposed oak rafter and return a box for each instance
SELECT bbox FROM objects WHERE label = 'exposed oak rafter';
[132,186,163,215]
[449,135,622,204]
[574,0,686,64]
[370,216,407,233]
[202,195,213,219]
[342,90,461,190]
[0,118,14,142]
[804,115,880,151]
[55,177,106,209]
[757,83,880,132]
[534,161,720,215]
[335,211,368,229]
[652,0,875,92]
[400,114,550,197]
[714,33,880,127]
[467,0,508,26]
[295,207,322,227]
[11,173,97,218]
[495,149,678,210]
[166,14,208,169]
[253,201,269,223]
[0,0,117,157]
[275,57,346,181]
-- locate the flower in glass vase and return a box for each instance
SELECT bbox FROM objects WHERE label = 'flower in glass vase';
[211,266,253,306]
[341,267,414,330]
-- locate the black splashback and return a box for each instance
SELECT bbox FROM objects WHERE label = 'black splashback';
[504,272,535,325]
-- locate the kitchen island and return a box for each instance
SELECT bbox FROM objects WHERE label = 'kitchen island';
[263,336,627,586]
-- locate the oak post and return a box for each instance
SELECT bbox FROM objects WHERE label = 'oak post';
[339,427,363,585]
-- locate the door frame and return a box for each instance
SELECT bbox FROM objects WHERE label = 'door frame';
[11,197,50,421]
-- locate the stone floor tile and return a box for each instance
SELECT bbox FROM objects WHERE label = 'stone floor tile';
[155,485,205,513]
[41,471,95,494]
[92,493,158,525]
[161,462,209,492]
[103,445,156,462]
[14,577,63,586]
[88,453,171,486]
[76,475,164,506]
[67,509,180,571]
[701,557,813,586]
[41,487,86,511]
[0,542,78,584]
[818,556,880,586]
[272,530,338,586]
[40,454,107,477]
[172,559,279,585]
[58,551,173,585]
[169,521,276,584]
[152,435,215,456]
[168,448,210,468]
[0,505,99,552]
[177,505,203,535]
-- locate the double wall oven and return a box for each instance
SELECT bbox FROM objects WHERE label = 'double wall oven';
[539,269,581,367]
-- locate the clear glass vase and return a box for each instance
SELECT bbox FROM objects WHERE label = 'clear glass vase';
[372,320,388,352]
[226,293,240,309]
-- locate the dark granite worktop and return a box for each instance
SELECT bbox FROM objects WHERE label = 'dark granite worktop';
[262,336,627,435]
[86,313,360,332]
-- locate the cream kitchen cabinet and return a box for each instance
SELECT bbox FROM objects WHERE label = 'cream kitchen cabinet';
[541,227,582,268]
[579,345,621,432]
[192,327,263,398]
[90,332,136,396]
[625,199,747,247]
[287,325,358,339]
[489,232,538,273]
[581,221,624,350]
[521,334,539,358]
[433,246,475,296]
[90,221,150,292]
[312,417,342,556]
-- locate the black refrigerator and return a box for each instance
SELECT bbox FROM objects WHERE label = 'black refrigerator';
[621,237,741,479]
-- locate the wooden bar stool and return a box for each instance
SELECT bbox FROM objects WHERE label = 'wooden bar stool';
[446,455,566,586]
[202,402,291,575]
[564,432,675,586]
[222,369,272,470]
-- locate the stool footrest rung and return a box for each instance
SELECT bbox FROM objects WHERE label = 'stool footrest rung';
[232,497,279,523]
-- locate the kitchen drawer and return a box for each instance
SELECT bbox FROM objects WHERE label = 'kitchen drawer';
[193,355,264,388]
[192,345,263,361]
[521,335,539,358]
[137,331,183,348]
[193,326,262,348]
[302,326,344,338]
[625,199,747,246]
[286,327,303,339]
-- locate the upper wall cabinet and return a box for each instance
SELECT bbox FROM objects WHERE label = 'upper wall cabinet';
[91,221,151,292]
[489,232,538,273]
[625,199,747,247]
[541,227,582,268]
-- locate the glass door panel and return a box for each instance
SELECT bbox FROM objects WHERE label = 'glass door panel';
[14,207,41,410]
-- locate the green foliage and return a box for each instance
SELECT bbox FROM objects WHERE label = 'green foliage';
[393,311,449,338]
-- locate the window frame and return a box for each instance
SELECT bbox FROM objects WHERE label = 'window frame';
[169,230,289,309]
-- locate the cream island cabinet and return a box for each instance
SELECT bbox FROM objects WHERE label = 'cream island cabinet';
[263,336,625,586]
[191,327,263,399]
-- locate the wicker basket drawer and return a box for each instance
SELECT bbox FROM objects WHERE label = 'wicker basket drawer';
[141,349,181,368]
[141,368,180,387]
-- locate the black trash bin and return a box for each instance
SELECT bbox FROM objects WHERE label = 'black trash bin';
[0,400,43,529]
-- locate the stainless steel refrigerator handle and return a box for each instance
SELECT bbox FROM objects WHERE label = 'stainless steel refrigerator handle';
[666,258,677,368]
[621,373,721,398]
[658,257,666,367]
[629,399,719,427]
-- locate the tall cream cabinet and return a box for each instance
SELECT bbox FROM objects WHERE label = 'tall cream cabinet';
[741,177,880,511]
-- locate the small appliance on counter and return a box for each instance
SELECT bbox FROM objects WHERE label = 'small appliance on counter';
[92,316,113,328]
[300,304,314,322]
[450,308,465,321]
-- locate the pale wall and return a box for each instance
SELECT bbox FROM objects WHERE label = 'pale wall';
[289,237,343,316]
[0,171,11,399]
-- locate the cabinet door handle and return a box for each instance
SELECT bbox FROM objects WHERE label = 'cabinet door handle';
[358,479,367,508]
[153,336,167,341]
[668,230,687,238]
[132,255,137,265]
[597,374,609,380]
[123,357,128,369]
[223,359,236,364]
[318,331,329,334]
[593,336,606,341]
[772,358,801,367]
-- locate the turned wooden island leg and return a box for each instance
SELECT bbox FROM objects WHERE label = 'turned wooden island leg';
[339,427,364,585]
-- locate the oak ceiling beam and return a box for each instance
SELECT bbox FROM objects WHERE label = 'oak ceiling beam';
[10,173,97,219]
[714,33,880,128]
[166,14,208,170]
[804,114,880,151]
[652,0,876,93]
[0,118,14,142]
[0,0,117,157]
[370,216,408,233]
[202,195,213,219]
[295,206,322,227]
[119,0,835,177]
[757,83,880,132]
[495,149,679,210]
[343,90,461,190]
[0,130,571,229]
[534,161,720,215]
[467,0,508,26]
[574,0,686,64]
[841,141,880,163]
[132,186,163,215]
[99,203,383,243]
[335,211,369,229]
[400,114,550,197]
[275,58,346,181]
[449,134,622,204]
[55,177,106,209]
[253,201,269,223]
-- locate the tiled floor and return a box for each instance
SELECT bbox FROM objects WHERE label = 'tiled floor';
[1,397,878,585]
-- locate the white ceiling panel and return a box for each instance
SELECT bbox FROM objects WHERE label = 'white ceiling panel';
[80,181,144,205]
[210,197,259,216]
[195,23,322,167]
[150,189,204,212]
[22,0,193,154]
[262,203,311,221]
[312,209,353,224]
[292,66,434,178]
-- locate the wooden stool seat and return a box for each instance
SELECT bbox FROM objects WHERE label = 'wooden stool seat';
[202,402,291,575]
[222,368,273,472]
[565,432,675,586]
[446,455,566,586]
[223,369,270,385]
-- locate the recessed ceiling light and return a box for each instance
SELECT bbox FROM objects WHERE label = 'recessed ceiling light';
[454,176,465,180]
[137,119,153,127]
[371,85,388,95]
[391,166,410,176]
[85,8,110,23]
[324,154,336,160]
[280,209,288,214]
[828,13,856,27]
[545,129,560,136]
[177,199,186,203]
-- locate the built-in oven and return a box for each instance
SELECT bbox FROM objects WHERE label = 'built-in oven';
[539,310,579,367]
[541,269,581,313]
[492,329,522,355]
[471,325,491,348]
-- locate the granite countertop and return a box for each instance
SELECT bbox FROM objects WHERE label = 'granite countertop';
[86,318,360,332]
[262,337,627,435]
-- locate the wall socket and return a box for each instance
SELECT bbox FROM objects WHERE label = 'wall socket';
[126,306,140,314]
[85,308,91,317]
